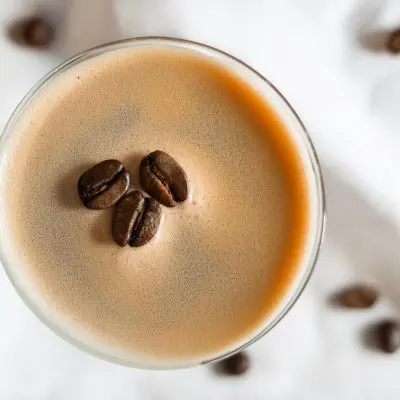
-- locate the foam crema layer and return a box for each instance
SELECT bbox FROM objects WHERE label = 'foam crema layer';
[0,42,318,368]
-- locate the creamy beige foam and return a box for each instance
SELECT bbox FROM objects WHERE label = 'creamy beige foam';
[1,46,308,362]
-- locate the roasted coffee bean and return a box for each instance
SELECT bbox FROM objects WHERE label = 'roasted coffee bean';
[9,17,54,48]
[217,352,250,376]
[387,29,400,54]
[112,190,162,247]
[376,320,400,353]
[140,151,188,207]
[78,160,130,210]
[332,285,378,309]
[23,17,54,47]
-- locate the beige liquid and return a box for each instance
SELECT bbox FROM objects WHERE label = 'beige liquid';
[2,46,308,362]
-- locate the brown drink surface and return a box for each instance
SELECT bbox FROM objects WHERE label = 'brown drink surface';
[2,46,309,363]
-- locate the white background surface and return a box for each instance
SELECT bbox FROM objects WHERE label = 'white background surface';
[1,0,400,399]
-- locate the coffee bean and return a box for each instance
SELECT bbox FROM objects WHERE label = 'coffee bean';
[8,17,54,48]
[376,320,400,353]
[217,352,250,376]
[78,160,130,210]
[23,17,54,47]
[387,29,400,54]
[112,190,162,247]
[332,285,378,309]
[140,151,188,207]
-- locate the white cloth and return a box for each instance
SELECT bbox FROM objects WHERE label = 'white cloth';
[1,0,400,398]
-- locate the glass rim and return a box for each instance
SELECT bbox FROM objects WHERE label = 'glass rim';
[0,36,326,369]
